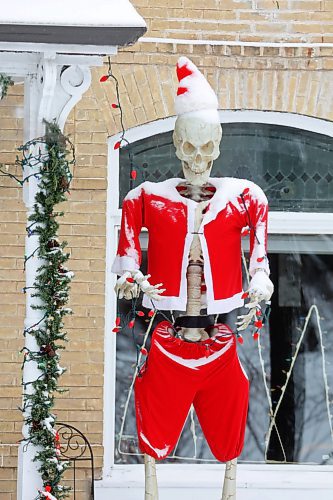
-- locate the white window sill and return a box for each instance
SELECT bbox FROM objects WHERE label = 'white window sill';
[95,463,333,500]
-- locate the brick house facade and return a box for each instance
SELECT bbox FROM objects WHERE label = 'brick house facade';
[1,1,333,497]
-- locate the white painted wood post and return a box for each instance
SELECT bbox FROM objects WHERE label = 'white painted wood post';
[16,53,98,500]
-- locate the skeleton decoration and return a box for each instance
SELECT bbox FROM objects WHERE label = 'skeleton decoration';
[112,57,274,499]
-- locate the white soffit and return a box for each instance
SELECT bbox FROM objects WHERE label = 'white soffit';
[0,0,146,53]
[1,0,145,27]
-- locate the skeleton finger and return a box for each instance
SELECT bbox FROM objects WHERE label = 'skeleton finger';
[245,300,260,309]
[237,319,253,331]
[116,271,132,286]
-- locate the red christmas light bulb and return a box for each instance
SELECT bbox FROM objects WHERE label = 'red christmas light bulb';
[148,310,154,318]
[242,188,250,195]
[114,141,121,150]
[137,311,145,317]
[128,320,135,329]
[131,170,137,180]
[256,310,261,317]
[253,331,259,341]
[45,486,52,493]
[241,292,249,299]
[254,320,263,329]
[140,347,148,356]
[111,103,119,108]
[112,327,121,333]
[115,316,121,326]
[237,335,244,344]
[99,75,109,82]
[126,277,135,283]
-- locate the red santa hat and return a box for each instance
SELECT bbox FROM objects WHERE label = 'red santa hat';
[174,56,219,123]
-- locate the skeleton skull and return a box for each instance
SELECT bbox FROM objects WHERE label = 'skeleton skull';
[173,114,222,185]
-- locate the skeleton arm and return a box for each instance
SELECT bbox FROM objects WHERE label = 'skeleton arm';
[237,189,273,331]
[112,188,166,302]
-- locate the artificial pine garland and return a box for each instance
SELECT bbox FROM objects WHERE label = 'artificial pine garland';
[19,122,75,499]
[0,73,14,99]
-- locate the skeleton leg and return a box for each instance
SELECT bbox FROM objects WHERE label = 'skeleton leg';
[221,459,237,500]
[144,454,159,500]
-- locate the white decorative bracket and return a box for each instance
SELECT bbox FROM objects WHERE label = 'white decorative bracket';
[23,52,99,207]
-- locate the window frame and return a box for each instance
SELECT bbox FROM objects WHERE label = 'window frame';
[102,111,333,483]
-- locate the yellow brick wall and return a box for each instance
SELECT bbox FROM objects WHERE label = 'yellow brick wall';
[134,0,333,43]
[1,1,333,497]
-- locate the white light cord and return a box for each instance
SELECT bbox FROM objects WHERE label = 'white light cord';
[117,312,157,456]
[264,304,333,460]
[242,249,287,461]
[189,405,198,459]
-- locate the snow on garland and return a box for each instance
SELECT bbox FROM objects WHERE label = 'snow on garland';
[18,122,75,499]
[0,73,14,99]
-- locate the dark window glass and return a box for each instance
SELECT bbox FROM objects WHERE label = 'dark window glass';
[114,235,333,465]
[119,123,333,212]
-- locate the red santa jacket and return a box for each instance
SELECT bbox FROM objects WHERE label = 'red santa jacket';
[112,177,269,314]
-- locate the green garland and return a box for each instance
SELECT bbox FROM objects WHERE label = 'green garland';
[18,122,75,499]
[0,73,14,99]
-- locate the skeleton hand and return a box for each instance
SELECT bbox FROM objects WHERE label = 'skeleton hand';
[236,270,274,332]
[115,270,165,301]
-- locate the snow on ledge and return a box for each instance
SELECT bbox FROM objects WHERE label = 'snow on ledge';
[0,0,146,28]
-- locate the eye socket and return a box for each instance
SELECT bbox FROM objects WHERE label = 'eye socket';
[201,141,214,155]
[182,141,195,155]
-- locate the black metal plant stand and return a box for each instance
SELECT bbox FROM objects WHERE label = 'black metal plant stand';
[56,422,95,499]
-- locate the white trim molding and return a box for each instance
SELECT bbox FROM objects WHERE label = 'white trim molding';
[140,36,333,49]
[96,464,333,500]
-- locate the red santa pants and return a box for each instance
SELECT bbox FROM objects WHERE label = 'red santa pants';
[134,320,249,462]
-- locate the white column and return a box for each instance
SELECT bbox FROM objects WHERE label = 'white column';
[17,52,101,500]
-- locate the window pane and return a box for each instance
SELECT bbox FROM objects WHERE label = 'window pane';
[114,234,333,464]
[119,123,333,212]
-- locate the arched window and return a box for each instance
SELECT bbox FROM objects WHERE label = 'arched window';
[103,112,333,493]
